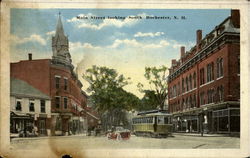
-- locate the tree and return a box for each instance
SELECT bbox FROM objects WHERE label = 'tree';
[83,65,139,130]
[136,90,158,111]
[138,65,168,110]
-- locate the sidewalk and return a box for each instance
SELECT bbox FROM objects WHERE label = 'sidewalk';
[172,132,231,137]
[11,133,89,142]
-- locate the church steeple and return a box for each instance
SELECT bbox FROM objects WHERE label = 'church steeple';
[55,12,65,39]
[52,12,73,70]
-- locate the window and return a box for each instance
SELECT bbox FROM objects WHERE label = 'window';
[16,99,22,111]
[189,75,192,90]
[217,86,224,102]
[182,78,185,93]
[186,77,189,91]
[40,100,45,113]
[64,78,68,90]
[200,92,205,105]
[55,97,60,108]
[238,55,240,74]
[64,97,68,109]
[200,68,205,85]
[193,72,197,88]
[189,96,192,108]
[177,82,180,96]
[217,58,223,78]
[193,94,196,107]
[29,100,35,112]
[207,89,215,104]
[207,62,214,82]
[55,76,60,89]
[55,117,62,130]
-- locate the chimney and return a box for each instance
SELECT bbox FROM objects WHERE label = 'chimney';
[28,53,32,61]
[196,30,202,45]
[172,59,177,67]
[180,46,185,58]
[231,9,240,28]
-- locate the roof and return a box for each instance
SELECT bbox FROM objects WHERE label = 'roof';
[10,78,50,100]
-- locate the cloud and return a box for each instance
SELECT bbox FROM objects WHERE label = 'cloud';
[109,38,169,49]
[46,31,55,36]
[134,32,165,38]
[10,34,46,46]
[68,13,149,30]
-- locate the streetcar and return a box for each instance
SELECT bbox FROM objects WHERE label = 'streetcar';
[132,110,173,138]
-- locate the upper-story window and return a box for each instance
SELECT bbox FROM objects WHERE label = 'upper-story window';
[40,100,46,113]
[207,62,214,82]
[189,74,192,90]
[200,92,205,105]
[182,78,185,93]
[207,89,215,104]
[16,99,22,111]
[217,58,223,78]
[64,78,68,91]
[238,55,240,74]
[177,82,180,96]
[55,76,61,89]
[55,97,60,109]
[217,85,224,102]
[193,72,197,88]
[64,97,68,109]
[29,100,35,112]
[186,77,189,91]
[200,68,205,85]
[193,94,196,107]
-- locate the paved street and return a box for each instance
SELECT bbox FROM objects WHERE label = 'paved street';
[10,134,239,150]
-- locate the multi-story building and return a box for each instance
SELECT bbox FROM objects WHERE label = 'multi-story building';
[167,10,240,134]
[10,13,99,136]
[10,77,51,137]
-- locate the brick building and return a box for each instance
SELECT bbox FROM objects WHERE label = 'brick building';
[11,13,99,136]
[167,10,240,134]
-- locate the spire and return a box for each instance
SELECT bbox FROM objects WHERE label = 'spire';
[55,12,65,38]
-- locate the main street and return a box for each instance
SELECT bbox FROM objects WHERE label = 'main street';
[10,134,239,150]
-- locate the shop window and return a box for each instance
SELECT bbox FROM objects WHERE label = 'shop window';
[55,76,60,89]
[29,100,35,112]
[40,100,45,113]
[55,117,62,130]
[64,97,68,109]
[16,99,22,111]
[55,97,60,108]
[217,58,223,78]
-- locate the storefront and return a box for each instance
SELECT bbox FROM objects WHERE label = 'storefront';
[212,107,240,133]
[10,111,34,137]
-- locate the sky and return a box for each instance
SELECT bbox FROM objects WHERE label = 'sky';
[10,9,231,98]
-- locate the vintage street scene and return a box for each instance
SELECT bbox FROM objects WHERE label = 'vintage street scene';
[8,8,240,152]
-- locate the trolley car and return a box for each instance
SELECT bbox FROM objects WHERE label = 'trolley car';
[132,110,173,138]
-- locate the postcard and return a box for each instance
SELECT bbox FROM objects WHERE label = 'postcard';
[0,0,249,158]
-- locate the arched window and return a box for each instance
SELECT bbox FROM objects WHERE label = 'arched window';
[189,75,192,90]
[193,72,196,88]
